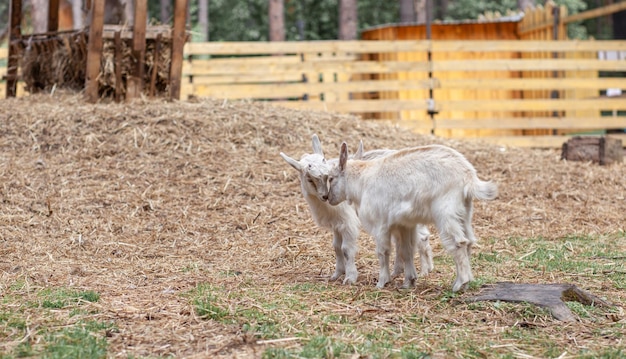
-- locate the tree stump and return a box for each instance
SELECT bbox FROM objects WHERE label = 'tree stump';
[561,136,623,165]
[465,282,614,321]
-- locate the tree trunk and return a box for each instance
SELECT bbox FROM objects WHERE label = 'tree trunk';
[269,0,285,41]
[198,0,208,41]
[338,0,357,40]
[613,9,626,39]
[517,0,535,12]
[71,0,84,29]
[437,0,449,20]
[31,0,49,33]
[414,0,426,24]
[400,0,415,23]
[123,0,134,25]
[160,0,171,23]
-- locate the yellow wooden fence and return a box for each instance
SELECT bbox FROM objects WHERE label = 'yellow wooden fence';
[2,40,625,147]
[182,40,626,147]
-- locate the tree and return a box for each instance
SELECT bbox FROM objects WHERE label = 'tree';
[160,0,171,23]
[517,0,536,12]
[399,0,415,23]
[198,0,208,41]
[31,0,48,33]
[415,0,427,23]
[269,0,285,41]
[339,0,357,40]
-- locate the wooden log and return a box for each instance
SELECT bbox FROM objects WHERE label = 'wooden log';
[6,0,22,98]
[170,0,189,100]
[85,0,106,103]
[561,136,624,165]
[465,282,614,322]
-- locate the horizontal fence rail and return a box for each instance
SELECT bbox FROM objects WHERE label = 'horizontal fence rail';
[182,40,626,147]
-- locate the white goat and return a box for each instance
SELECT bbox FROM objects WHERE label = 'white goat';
[326,142,498,292]
[280,135,433,285]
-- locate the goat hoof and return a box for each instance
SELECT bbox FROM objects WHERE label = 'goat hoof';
[343,274,357,285]
[330,272,343,281]
[401,279,416,289]
[452,279,470,293]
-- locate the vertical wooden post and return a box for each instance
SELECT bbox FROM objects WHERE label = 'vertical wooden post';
[48,0,60,32]
[6,0,22,98]
[170,0,188,100]
[85,0,106,103]
[127,0,148,100]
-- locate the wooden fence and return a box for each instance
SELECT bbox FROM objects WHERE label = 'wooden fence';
[182,40,626,147]
[2,40,625,147]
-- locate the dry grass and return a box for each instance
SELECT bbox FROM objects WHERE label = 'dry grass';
[0,94,624,358]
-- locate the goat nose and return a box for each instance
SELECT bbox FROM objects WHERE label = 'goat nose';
[322,195,328,201]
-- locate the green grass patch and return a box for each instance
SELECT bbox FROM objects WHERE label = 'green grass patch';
[189,284,230,322]
[37,289,100,309]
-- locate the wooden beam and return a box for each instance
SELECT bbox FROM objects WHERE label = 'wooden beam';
[184,40,432,56]
[6,0,22,98]
[170,0,188,100]
[48,0,60,32]
[85,0,106,103]
[127,0,148,101]
[434,117,626,130]
[564,1,626,23]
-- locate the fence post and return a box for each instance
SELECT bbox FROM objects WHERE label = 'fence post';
[6,0,22,98]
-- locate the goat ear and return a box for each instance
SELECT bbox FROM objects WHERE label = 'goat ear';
[354,140,364,159]
[339,142,348,171]
[311,134,324,156]
[280,152,302,171]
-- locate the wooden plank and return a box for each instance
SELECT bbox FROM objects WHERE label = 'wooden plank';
[431,40,626,52]
[271,99,430,113]
[170,0,188,100]
[437,77,626,90]
[439,99,626,112]
[564,1,626,23]
[434,117,626,130]
[193,79,432,99]
[433,59,626,72]
[185,55,357,68]
[126,0,147,100]
[85,0,106,103]
[473,135,623,148]
[6,0,22,98]
[183,60,430,75]
[103,24,172,39]
[187,73,305,84]
[184,40,432,56]
[48,0,60,32]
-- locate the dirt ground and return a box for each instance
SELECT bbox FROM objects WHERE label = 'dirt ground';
[0,94,624,358]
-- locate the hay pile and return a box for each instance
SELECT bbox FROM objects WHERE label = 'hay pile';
[19,30,171,97]
[0,94,624,357]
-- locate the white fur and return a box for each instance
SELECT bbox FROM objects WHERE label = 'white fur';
[280,135,433,285]
[327,143,498,292]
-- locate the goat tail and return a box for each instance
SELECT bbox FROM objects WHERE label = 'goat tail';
[465,179,498,202]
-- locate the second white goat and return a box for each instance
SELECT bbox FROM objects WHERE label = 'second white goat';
[326,142,498,292]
